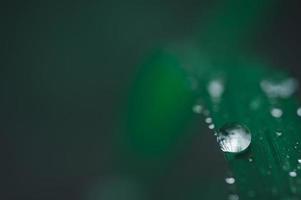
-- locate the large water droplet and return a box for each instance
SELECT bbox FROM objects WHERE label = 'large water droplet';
[217,123,252,153]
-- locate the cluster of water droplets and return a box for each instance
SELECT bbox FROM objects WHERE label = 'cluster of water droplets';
[192,102,216,132]
[260,78,298,99]
[192,74,301,198]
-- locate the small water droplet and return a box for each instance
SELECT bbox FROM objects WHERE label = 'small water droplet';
[205,117,212,124]
[228,194,239,200]
[248,158,253,162]
[260,78,298,99]
[298,159,301,164]
[208,124,215,130]
[289,171,297,177]
[192,104,203,114]
[270,108,283,118]
[275,131,282,137]
[207,79,224,99]
[225,177,235,184]
[217,123,252,153]
[297,107,301,117]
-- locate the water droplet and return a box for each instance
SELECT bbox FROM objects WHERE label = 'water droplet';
[289,171,297,177]
[207,79,224,99]
[208,124,215,130]
[260,78,298,99]
[297,107,301,117]
[228,194,239,200]
[298,159,301,164]
[205,117,212,124]
[275,131,282,137]
[217,123,252,153]
[225,177,235,184]
[270,108,283,118]
[248,158,253,162]
[192,104,203,114]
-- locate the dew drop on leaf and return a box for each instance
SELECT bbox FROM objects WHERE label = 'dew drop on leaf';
[225,177,235,184]
[289,171,297,177]
[208,124,215,130]
[270,108,283,118]
[205,117,212,124]
[217,123,252,153]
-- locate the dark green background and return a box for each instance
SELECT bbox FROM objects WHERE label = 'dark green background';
[1,1,301,199]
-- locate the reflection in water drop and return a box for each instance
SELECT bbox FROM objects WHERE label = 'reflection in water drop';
[225,177,235,184]
[298,159,301,164]
[217,123,251,153]
[260,78,298,99]
[270,108,283,118]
